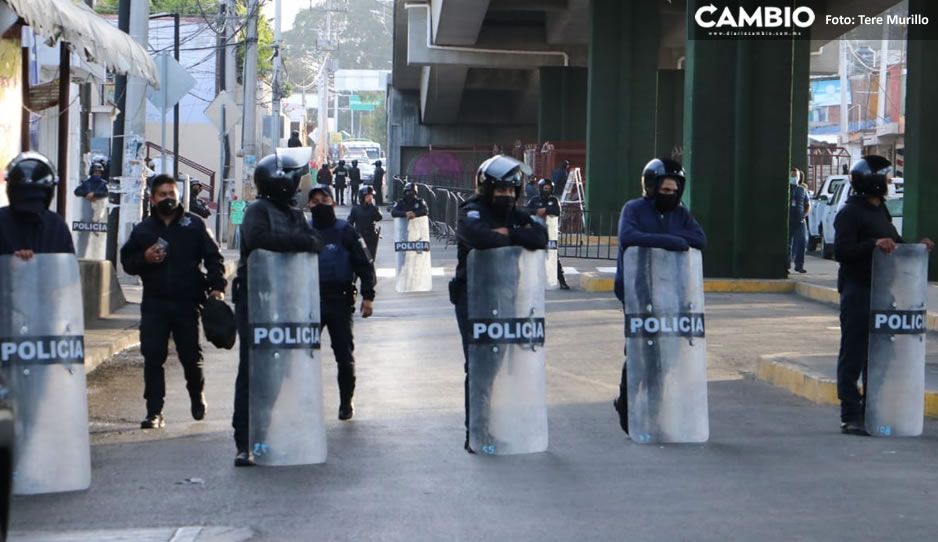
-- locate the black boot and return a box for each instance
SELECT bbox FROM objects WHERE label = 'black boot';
[141,413,165,429]
[190,392,207,421]
[338,366,356,421]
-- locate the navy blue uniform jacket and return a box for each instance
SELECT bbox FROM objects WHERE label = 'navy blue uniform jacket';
[614,197,707,302]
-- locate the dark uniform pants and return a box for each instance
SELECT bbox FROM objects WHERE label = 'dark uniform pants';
[140,298,204,416]
[362,232,379,262]
[232,295,251,452]
[350,182,361,205]
[454,291,501,443]
[336,185,347,206]
[837,280,871,422]
[322,294,356,404]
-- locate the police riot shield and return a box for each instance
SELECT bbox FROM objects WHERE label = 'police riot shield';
[394,216,432,293]
[865,244,928,437]
[545,215,559,290]
[622,247,708,444]
[467,246,548,455]
[247,250,326,466]
[72,198,108,260]
[0,254,90,494]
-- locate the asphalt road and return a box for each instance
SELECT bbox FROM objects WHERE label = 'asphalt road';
[10,220,938,541]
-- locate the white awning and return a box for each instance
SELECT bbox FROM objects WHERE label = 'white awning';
[5,0,159,88]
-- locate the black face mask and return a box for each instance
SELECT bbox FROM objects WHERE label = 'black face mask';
[156,198,179,216]
[491,196,515,217]
[654,193,681,213]
[311,204,336,228]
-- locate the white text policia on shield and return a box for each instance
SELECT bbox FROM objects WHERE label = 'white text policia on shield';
[628,315,705,336]
[472,321,545,342]
[1,337,84,364]
[872,312,926,333]
[253,325,321,347]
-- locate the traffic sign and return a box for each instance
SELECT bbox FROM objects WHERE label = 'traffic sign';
[204,91,241,136]
[147,53,195,113]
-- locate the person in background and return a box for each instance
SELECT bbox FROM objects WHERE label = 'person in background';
[789,167,810,274]
[74,162,109,202]
[372,160,386,205]
[349,159,362,206]
[317,162,333,186]
[287,130,302,148]
[333,160,349,205]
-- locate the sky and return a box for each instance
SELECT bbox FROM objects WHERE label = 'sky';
[261,0,314,32]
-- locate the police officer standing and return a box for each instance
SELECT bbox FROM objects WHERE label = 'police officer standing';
[333,160,349,206]
[189,180,212,219]
[121,174,226,430]
[231,153,323,466]
[451,155,547,452]
[390,182,428,220]
[73,162,108,202]
[833,155,933,435]
[525,178,570,289]
[348,185,382,260]
[612,158,707,434]
[789,168,810,274]
[307,184,377,421]
[349,159,362,206]
[0,152,74,258]
[372,160,386,205]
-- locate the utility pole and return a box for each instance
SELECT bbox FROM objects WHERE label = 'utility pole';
[317,0,337,166]
[242,0,259,196]
[839,39,849,146]
[271,0,283,149]
[79,0,94,165]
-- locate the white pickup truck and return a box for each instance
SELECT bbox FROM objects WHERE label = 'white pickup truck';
[808,175,848,252]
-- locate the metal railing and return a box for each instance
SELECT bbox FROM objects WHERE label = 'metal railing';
[389,176,619,259]
[145,141,216,192]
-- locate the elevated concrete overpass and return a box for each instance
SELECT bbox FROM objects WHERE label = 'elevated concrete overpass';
[389,0,938,279]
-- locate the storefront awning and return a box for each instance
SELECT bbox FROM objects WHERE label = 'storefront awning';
[5,0,159,87]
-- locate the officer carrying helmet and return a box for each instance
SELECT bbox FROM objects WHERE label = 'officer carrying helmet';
[231,151,323,466]
[451,154,548,453]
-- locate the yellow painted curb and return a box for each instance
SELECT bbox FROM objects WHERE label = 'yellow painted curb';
[757,355,938,417]
[793,282,840,305]
[580,274,615,292]
[705,279,795,293]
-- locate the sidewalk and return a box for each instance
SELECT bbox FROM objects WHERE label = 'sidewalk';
[84,250,238,373]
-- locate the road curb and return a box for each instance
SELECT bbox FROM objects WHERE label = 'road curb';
[756,354,938,417]
[578,273,796,294]
[793,281,938,331]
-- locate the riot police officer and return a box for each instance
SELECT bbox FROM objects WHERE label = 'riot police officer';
[451,155,547,452]
[834,155,933,435]
[231,153,323,466]
[390,182,428,220]
[525,178,569,289]
[372,160,386,205]
[349,159,362,205]
[121,174,226,430]
[0,152,74,258]
[74,162,108,202]
[333,160,349,205]
[189,180,212,219]
[348,184,382,260]
[307,184,377,421]
[612,158,707,434]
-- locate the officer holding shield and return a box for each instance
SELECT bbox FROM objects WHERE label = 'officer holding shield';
[612,158,707,434]
[525,178,569,290]
[451,155,547,452]
[834,155,933,435]
[231,153,323,466]
[73,162,108,202]
[0,152,74,258]
[307,184,377,421]
[391,182,428,220]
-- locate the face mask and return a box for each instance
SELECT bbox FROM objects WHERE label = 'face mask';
[654,193,681,213]
[156,198,179,216]
[11,198,45,220]
[789,176,798,185]
[491,195,515,217]
[311,203,336,228]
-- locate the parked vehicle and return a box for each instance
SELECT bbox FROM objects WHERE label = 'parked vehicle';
[808,175,847,251]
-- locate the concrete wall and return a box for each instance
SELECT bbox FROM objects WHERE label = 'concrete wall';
[387,86,537,182]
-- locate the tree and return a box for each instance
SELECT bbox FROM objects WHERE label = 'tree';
[358,91,387,150]
[281,0,392,89]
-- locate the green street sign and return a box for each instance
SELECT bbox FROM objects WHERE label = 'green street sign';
[350,103,376,112]
[230,199,247,225]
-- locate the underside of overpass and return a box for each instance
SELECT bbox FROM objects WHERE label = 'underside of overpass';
[390,0,938,279]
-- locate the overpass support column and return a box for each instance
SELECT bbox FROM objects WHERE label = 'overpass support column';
[683,0,794,278]
[538,67,588,143]
[790,36,811,177]
[656,69,684,159]
[585,0,659,222]
[902,0,938,279]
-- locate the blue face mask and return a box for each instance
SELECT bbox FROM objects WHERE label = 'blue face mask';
[789,176,799,185]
